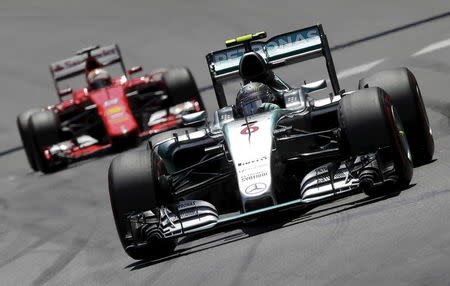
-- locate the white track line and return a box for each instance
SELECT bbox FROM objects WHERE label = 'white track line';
[337,58,386,79]
[412,38,450,57]
[335,38,450,80]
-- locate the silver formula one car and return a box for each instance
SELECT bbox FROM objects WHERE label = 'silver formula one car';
[108,25,434,260]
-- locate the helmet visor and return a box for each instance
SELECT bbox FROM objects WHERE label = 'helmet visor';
[90,79,111,90]
[241,97,263,116]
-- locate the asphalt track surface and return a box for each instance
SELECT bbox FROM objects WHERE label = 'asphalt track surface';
[1,1,450,285]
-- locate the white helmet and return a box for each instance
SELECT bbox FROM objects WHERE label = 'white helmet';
[87,69,111,89]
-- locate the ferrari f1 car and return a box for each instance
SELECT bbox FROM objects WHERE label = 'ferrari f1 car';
[17,44,204,173]
[108,25,434,260]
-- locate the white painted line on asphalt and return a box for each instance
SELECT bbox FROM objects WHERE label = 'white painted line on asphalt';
[337,58,386,79]
[412,38,450,56]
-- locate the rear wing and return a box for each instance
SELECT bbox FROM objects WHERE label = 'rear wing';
[49,44,127,97]
[206,24,340,108]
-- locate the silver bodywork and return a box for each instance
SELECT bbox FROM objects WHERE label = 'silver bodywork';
[139,91,399,240]
[223,112,281,211]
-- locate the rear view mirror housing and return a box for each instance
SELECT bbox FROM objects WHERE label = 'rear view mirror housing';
[301,79,327,94]
[182,111,207,126]
[58,87,73,97]
[128,66,143,76]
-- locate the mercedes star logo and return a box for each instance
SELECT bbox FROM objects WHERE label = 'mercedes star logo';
[245,183,267,195]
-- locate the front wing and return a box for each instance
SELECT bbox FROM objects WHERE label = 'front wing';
[125,154,397,251]
[43,118,184,163]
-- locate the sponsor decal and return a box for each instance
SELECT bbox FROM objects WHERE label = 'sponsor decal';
[98,47,117,57]
[219,113,233,121]
[63,58,84,69]
[240,123,259,135]
[238,156,268,167]
[53,65,64,72]
[110,117,129,125]
[213,43,265,63]
[179,208,198,219]
[104,98,119,107]
[315,167,328,175]
[51,46,118,73]
[241,171,268,182]
[213,28,320,63]
[245,183,267,195]
[106,106,124,115]
[178,201,196,209]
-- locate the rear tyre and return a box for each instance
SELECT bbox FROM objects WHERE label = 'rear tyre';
[29,110,64,173]
[17,108,40,171]
[359,68,434,165]
[162,67,204,110]
[338,87,413,196]
[108,150,176,260]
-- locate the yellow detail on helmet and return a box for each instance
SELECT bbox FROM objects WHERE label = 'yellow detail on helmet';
[226,32,266,45]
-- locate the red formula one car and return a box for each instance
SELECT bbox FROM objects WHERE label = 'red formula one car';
[17,45,205,173]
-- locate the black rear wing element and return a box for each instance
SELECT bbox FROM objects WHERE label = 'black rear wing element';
[49,44,127,99]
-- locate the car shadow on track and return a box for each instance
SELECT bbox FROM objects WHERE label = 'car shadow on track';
[414,158,437,168]
[125,184,416,271]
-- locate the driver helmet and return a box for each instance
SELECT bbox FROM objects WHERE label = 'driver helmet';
[236,82,276,116]
[87,68,112,90]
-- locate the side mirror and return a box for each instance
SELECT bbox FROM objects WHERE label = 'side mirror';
[128,65,143,76]
[58,88,73,97]
[181,111,207,126]
[301,79,327,94]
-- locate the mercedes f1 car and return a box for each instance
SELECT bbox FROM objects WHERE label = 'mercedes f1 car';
[108,25,434,260]
[17,44,204,173]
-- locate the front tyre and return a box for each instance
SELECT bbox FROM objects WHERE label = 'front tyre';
[29,110,65,173]
[359,68,434,164]
[108,150,176,260]
[338,87,413,195]
[17,108,40,171]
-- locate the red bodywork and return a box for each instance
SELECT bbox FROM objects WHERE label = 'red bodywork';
[64,74,162,137]
[39,46,202,165]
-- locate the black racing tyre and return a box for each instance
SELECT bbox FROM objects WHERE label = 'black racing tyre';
[359,67,434,164]
[17,108,40,171]
[338,87,413,192]
[162,67,205,110]
[110,130,139,151]
[29,110,63,173]
[108,150,176,260]
[148,127,198,150]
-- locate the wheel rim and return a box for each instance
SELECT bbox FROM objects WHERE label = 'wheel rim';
[391,105,413,163]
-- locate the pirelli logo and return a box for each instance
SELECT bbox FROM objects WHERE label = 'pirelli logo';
[238,156,268,167]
